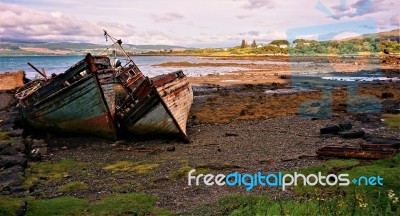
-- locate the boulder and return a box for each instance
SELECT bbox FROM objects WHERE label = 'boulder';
[339,130,365,139]
[32,139,47,148]
[0,154,27,169]
[0,165,24,189]
[338,121,352,130]
[320,124,340,134]
[167,145,176,152]
[0,141,11,151]
[7,129,24,138]
[0,147,19,156]
[382,100,400,114]
[381,92,394,99]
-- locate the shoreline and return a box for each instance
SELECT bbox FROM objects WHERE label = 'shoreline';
[0,55,399,214]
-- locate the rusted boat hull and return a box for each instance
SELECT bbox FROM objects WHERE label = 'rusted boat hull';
[117,70,193,141]
[17,54,117,139]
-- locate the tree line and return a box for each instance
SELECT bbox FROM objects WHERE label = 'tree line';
[236,38,400,55]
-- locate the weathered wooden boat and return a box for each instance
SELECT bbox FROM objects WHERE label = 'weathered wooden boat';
[15,54,117,139]
[116,66,193,142]
[100,30,193,142]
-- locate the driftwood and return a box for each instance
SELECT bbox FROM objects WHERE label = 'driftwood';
[316,146,396,159]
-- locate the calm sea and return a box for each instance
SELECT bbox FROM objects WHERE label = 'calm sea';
[0,55,256,78]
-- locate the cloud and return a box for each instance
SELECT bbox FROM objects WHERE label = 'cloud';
[0,3,135,42]
[329,0,385,20]
[242,0,274,10]
[359,24,375,30]
[152,12,184,22]
[390,14,399,26]
[236,14,251,19]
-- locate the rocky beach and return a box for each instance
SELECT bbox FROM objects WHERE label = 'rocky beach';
[1,55,400,215]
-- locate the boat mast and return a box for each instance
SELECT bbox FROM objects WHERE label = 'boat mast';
[101,30,142,74]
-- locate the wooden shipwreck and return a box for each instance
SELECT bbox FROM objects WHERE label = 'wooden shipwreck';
[116,67,193,142]
[15,54,117,139]
[15,31,193,141]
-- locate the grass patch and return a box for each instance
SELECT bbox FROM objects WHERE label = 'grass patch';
[384,114,400,128]
[26,196,89,216]
[186,195,269,215]
[0,193,173,216]
[290,159,359,196]
[88,193,173,216]
[0,196,22,216]
[23,159,87,190]
[132,164,160,174]
[172,160,210,179]
[58,181,88,193]
[188,154,400,215]
[103,161,159,174]
[0,131,10,141]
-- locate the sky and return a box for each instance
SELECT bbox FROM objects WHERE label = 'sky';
[0,0,399,47]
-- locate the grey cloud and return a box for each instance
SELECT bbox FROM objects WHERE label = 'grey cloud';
[242,0,274,10]
[390,14,399,26]
[236,14,251,19]
[359,24,375,30]
[330,0,385,20]
[152,12,184,22]
[248,31,260,36]
[0,3,135,42]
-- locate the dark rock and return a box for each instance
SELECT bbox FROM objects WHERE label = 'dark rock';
[1,147,19,156]
[0,124,14,131]
[364,135,400,145]
[29,152,42,162]
[32,139,47,148]
[0,165,24,189]
[381,92,394,99]
[0,155,27,168]
[2,112,19,125]
[112,140,127,147]
[13,143,25,152]
[16,201,27,216]
[355,113,381,123]
[320,124,340,134]
[166,145,175,152]
[7,186,25,193]
[0,141,11,151]
[382,100,400,114]
[338,121,352,130]
[7,129,23,138]
[339,130,365,139]
[225,132,239,137]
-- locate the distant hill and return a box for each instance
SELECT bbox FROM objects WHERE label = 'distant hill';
[0,40,192,56]
[343,29,400,42]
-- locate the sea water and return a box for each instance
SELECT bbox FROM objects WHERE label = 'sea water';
[0,55,292,78]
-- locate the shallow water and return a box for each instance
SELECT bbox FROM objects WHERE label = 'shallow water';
[0,55,293,78]
[321,76,400,82]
